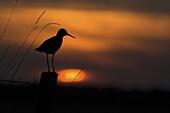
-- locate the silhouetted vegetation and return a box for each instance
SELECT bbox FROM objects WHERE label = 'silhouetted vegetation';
[0,0,18,41]
[0,84,170,113]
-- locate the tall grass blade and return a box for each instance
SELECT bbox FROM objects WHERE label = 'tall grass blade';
[0,0,18,41]
[10,23,60,81]
[1,65,13,80]
[0,45,10,66]
[70,66,84,86]
[1,10,46,80]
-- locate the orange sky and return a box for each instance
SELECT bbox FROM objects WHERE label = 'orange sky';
[0,0,170,90]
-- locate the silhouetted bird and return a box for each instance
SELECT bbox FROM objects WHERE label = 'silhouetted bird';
[35,28,75,72]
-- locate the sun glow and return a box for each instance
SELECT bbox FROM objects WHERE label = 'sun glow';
[58,69,85,82]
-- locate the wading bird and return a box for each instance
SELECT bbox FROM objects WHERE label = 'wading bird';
[35,28,75,72]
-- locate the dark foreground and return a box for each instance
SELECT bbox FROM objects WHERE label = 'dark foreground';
[0,84,170,113]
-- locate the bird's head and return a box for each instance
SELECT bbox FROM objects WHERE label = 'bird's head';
[57,28,75,39]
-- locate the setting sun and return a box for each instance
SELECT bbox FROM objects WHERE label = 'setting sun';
[58,69,85,82]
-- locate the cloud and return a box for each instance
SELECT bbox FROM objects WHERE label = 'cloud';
[1,0,170,14]
[0,0,170,90]
[40,36,170,89]
[0,36,170,90]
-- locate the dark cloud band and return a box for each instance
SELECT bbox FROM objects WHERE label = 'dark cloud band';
[1,0,170,14]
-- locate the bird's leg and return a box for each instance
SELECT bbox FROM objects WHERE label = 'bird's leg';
[52,54,55,72]
[47,54,50,72]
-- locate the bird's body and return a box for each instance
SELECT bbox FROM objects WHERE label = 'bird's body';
[35,28,75,72]
[35,36,63,54]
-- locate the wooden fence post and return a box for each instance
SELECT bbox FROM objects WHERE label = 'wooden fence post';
[35,72,58,113]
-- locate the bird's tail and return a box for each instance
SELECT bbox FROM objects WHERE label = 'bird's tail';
[35,47,43,52]
[35,48,39,52]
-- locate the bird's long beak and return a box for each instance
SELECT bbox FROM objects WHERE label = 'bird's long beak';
[67,33,76,39]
